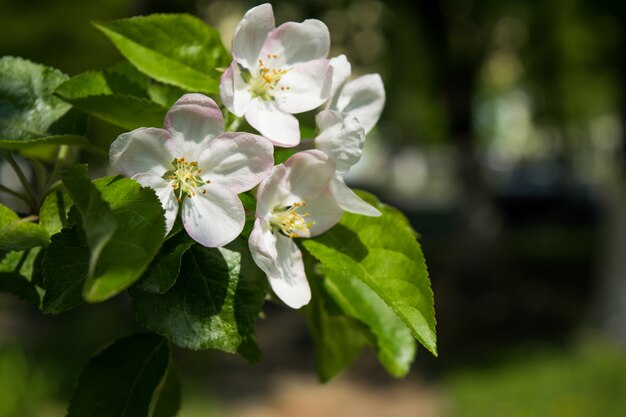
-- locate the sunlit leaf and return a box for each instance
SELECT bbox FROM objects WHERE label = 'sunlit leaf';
[0,203,49,251]
[303,191,437,356]
[93,14,230,94]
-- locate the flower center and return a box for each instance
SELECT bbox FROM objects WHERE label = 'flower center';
[163,157,209,202]
[270,201,314,238]
[248,54,291,100]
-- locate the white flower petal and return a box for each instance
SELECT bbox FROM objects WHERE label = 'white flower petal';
[270,233,311,308]
[219,63,235,112]
[164,94,225,160]
[132,173,180,236]
[256,164,289,218]
[197,132,274,194]
[275,58,332,114]
[181,184,244,247]
[330,177,381,217]
[283,150,336,202]
[261,19,330,66]
[232,63,253,117]
[336,74,386,134]
[249,218,280,278]
[327,54,351,109]
[245,98,300,147]
[109,128,175,177]
[315,109,365,174]
[232,3,275,69]
[302,187,344,236]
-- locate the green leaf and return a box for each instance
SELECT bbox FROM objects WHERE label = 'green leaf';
[151,366,181,417]
[93,14,230,94]
[67,333,172,417]
[60,165,117,279]
[322,268,416,377]
[305,273,368,382]
[55,66,170,130]
[39,191,72,236]
[0,56,88,149]
[86,177,165,301]
[42,227,89,314]
[302,192,437,356]
[0,247,43,285]
[0,203,49,251]
[136,232,194,294]
[0,271,40,306]
[60,169,166,302]
[131,239,267,352]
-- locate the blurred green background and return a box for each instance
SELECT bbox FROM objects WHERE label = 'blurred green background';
[2,0,626,415]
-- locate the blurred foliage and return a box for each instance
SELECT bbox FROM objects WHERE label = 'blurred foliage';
[446,342,626,417]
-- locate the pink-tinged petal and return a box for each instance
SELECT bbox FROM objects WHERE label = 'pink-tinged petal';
[261,19,330,66]
[197,132,274,194]
[327,55,351,109]
[249,218,280,278]
[336,74,386,134]
[132,173,180,236]
[164,94,225,160]
[275,58,332,114]
[330,177,381,217]
[302,187,344,236]
[245,99,300,147]
[283,150,336,202]
[109,128,175,177]
[232,63,253,117]
[232,3,275,69]
[270,234,310,308]
[256,164,289,218]
[181,184,244,247]
[315,109,365,174]
[219,63,235,112]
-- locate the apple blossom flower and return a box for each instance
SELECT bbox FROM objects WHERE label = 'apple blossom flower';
[313,55,386,217]
[109,93,274,248]
[249,150,343,308]
[326,54,385,134]
[220,3,333,148]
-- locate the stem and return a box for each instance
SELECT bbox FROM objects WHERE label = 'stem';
[0,150,37,211]
[44,145,69,193]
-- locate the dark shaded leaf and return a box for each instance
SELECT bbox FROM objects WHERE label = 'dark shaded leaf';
[67,333,170,417]
[131,239,266,352]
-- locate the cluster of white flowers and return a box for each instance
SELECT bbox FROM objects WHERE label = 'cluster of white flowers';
[109,4,385,309]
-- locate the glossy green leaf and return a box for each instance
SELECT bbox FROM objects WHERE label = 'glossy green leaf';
[60,165,117,278]
[67,333,171,417]
[131,239,267,352]
[59,169,166,302]
[39,191,72,236]
[303,192,437,356]
[136,232,194,294]
[0,271,40,306]
[93,14,230,94]
[305,273,368,382]
[0,56,88,148]
[322,267,416,377]
[86,176,165,302]
[0,203,49,251]
[55,67,169,130]
[41,227,89,314]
